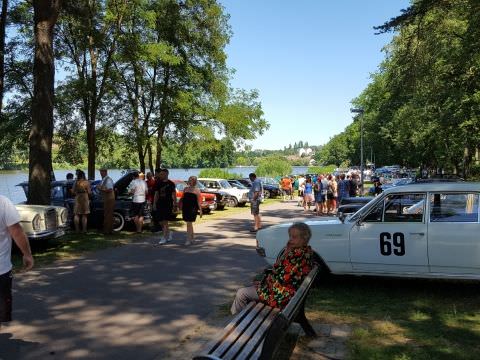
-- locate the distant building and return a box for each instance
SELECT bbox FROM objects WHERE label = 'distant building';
[298,147,313,157]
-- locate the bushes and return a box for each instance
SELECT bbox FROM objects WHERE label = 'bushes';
[255,157,292,177]
[198,168,242,179]
[307,165,336,174]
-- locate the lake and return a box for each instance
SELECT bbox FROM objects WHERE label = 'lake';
[0,166,309,204]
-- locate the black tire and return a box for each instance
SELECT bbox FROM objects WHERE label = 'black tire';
[203,208,211,214]
[312,252,331,287]
[216,204,225,210]
[226,197,238,207]
[112,211,125,232]
[263,189,271,199]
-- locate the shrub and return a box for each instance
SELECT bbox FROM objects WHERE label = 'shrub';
[255,158,292,177]
[198,168,242,179]
[307,165,336,174]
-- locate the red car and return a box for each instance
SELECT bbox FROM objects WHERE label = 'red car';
[172,180,216,214]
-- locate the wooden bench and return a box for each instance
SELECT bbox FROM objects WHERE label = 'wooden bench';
[193,265,319,360]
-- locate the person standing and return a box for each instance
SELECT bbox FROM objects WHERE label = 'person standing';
[303,176,314,212]
[153,168,177,244]
[180,176,202,245]
[280,176,292,201]
[128,171,148,233]
[98,168,115,234]
[248,173,262,232]
[0,195,34,330]
[73,170,91,233]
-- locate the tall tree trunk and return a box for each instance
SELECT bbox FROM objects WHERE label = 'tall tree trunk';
[29,0,61,205]
[86,115,96,180]
[0,0,7,115]
[147,140,153,173]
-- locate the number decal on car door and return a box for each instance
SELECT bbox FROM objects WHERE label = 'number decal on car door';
[380,232,405,256]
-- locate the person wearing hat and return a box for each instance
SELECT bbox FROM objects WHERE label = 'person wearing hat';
[98,168,115,234]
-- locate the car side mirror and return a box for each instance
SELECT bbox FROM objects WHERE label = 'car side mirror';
[338,213,346,223]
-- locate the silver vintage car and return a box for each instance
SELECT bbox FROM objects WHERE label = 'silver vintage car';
[257,182,480,280]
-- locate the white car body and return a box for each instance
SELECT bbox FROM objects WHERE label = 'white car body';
[198,178,249,206]
[257,182,480,280]
[16,204,68,240]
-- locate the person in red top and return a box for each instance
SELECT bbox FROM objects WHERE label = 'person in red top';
[231,222,314,314]
[146,171,156,204]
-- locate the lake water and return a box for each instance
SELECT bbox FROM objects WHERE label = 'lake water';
[0,166,309,203]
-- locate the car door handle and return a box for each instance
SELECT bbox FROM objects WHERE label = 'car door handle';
[409,232,425,236]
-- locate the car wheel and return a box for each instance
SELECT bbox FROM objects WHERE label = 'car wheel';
[263,190,271,199]
[227,197,238,207]
[216,204,225,210]
[112,211,125,232]
[203,208,211,214]
[312,252,331,287]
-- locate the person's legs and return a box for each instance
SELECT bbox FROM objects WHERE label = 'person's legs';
[231,285,259,315]
[185,222,194,245]
[74,214,80,233]
[137,216,144,232]
[0,271,13,328]
[81,215,88,233]
[254,213,261,230]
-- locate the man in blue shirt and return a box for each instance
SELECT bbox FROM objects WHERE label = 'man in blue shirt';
[248,173,263,232]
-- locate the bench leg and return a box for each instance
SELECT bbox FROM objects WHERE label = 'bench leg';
[295,303,316,337]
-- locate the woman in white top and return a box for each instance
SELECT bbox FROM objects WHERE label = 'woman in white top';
[128,171,148,233]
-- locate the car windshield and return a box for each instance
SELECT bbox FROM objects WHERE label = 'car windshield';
[176,182,186,191]
[219,180,232,188]
[230,181,248,189]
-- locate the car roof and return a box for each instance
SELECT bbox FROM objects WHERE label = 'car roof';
[383,182,480,194]
[198,178,225,181]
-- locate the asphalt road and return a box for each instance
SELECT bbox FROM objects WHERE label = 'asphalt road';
[0,200,317,360]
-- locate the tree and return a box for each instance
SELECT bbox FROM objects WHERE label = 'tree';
[28,0,61,205]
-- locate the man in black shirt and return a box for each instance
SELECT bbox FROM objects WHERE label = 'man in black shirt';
[153,168,177,244]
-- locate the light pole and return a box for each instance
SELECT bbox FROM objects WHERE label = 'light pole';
[350,107,365,194]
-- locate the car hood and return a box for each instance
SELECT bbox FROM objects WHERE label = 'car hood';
[256,218,344,262]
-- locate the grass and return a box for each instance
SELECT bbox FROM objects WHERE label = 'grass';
[306,275,480,360]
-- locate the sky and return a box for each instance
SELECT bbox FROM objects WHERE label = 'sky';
[219,0,411,150]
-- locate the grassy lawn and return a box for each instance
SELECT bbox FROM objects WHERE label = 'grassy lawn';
[306,275,480,360]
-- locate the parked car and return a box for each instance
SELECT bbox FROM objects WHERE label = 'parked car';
[257,182,480,280]
[172,180,216,214]
[17,171,151,232]
[236,178,282,199]
[198,178,249,207]
[15,204,68,240]
[196,181,232,210]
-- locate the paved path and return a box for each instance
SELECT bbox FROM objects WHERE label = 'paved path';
[1,200,325,360]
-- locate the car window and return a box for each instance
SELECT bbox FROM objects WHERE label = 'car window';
[219,180,232,188]
[176,182,186,191]
[384,193,425,222]
[363,193,425,223]
[429,193,479,223]
[51,185,64,201]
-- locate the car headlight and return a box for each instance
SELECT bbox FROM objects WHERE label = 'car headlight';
[60,209,68,224]
[32,214,42,230]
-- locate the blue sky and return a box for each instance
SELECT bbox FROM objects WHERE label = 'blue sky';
[219,0,411,150]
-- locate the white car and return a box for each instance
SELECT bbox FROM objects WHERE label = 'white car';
[257,182,480,280]
[198,178,249,207]
[15,204,68,240]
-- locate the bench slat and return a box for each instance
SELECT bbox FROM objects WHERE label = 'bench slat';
[223,306,279,359]
[210,303,266,358]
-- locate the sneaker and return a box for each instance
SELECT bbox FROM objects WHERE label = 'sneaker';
[158,237,167,245]
[167,233,173,242]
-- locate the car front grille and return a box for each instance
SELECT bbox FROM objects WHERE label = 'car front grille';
[45,208,58,229]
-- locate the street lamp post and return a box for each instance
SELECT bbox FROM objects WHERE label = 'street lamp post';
[350,107,365,194]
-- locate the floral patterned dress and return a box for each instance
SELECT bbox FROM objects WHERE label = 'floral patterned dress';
[256,245,313,309]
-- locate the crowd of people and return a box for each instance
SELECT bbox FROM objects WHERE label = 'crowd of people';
[279,172,361,215]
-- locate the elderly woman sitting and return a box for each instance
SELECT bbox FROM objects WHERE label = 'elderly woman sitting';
[231,222,314,315]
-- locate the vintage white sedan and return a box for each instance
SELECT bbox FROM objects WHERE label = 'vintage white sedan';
[15,204,68,240]
[256,182,480,280]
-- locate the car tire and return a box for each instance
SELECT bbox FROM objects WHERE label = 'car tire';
[263,190,271,199]
[112,211,125,232]
[216,204,225,210]
[227,197,238,207]
[203,208,211,214]
[312,252,331,287]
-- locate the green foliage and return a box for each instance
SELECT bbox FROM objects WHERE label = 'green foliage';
[307,165,336,174]
[255,157,292,177]
[198,168,241,179]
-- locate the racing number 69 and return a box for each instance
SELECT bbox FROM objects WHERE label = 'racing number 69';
[380,232,405,256]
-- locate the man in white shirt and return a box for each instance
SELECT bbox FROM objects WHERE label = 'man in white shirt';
[128,171,148,233]
[0,195,34,329]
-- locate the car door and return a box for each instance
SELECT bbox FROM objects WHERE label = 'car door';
[350,192,429,274]
[427,192,480,275]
